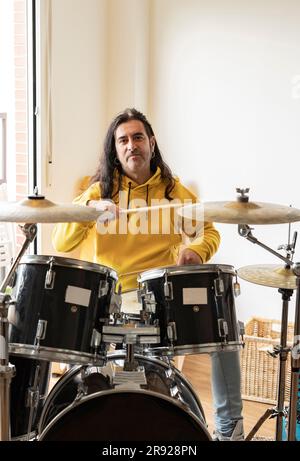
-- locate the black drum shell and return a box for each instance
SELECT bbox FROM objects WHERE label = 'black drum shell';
[9,256,117,363]
[138,264,241,355]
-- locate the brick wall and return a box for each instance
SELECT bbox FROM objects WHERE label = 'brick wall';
[14,0,28,250]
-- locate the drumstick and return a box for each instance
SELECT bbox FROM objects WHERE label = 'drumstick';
[119,202,184,215]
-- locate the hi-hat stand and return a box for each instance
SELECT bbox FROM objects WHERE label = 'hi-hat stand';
[0,223,37,441]
[238,224,299,441]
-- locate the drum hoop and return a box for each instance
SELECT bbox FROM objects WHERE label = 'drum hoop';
[138,264,235,282]
[8,343,105,365]
[19,255,118,280]
[39,385,211,441]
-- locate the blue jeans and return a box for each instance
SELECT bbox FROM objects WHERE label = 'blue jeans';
[210,350,243,436]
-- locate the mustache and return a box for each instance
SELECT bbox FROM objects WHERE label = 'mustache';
[127,150,141,158]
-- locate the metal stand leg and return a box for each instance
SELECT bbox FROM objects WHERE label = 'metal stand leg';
[288,265,300,440]
[275,289,293,440]
[245,288,293,441]
[0,293,15,441]
[0,223,37,441]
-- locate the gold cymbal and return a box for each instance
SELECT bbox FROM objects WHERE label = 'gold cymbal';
[237,264,297,290]
[0,197,99,223]
[177,201,300,224]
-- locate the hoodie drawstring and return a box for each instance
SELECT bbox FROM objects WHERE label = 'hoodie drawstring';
[127,182,132,221]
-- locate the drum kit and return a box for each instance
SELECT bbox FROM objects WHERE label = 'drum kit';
[0,187,300,441]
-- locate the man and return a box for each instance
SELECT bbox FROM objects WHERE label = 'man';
[52,108,244,441]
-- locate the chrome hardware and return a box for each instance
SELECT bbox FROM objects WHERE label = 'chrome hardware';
[143,291,156,311]
[237,321,246,347]
[26,387,39,409]
[90,328,102,349]
[236,187,250,203]
[214,277,224,296]
[165,367,176,380]
[233,273,241,297]
[75,367,89,401]
[137,286,146,303]
[238,320,245,337]
[170,384,179,398]
[109,293,122,314]
[167,322,177,342]
[35,319,47,345]
[44,257,55,289]
[218,318,228,340]
[164,278,173,301]
[98,280,109,297]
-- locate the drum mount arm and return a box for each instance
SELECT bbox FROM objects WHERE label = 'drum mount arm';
[0,222,37,441]
[238,224,294,267]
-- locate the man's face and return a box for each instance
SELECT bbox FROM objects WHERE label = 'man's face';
[114,119,155,182]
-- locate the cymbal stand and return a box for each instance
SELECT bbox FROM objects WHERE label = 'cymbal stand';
[0,223,37,441]
[288,263,300,440]
[238,224,299,441]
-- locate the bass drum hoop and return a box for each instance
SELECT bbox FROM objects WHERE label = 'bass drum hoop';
[39,387,211,441]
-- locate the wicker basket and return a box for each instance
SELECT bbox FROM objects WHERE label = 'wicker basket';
[241,317,294,404]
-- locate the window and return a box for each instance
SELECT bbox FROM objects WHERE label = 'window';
[0,0,36,257]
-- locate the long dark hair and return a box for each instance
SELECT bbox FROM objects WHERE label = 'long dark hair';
[90,108,175,200]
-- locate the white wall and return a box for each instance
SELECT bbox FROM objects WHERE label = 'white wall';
[39,0,300,324]
[38,0,108,255]
[148,0,300,323]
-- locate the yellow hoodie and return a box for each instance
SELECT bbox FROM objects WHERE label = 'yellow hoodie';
[52,168,220,291]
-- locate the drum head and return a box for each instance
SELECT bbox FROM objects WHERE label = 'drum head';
[39,389,211,441]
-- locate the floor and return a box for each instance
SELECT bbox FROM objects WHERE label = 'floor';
[181,354,277,440]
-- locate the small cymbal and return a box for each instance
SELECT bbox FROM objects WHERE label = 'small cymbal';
[177,201,300,224]
[0,197,99,223]
[237,264,297,289]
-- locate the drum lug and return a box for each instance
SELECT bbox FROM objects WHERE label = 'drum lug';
[26,387,39,409]
[44,268,55,289]
[45,257,56,289]
[214,277,224,296]
[164,281,173,301]
[217,318,228,340]
[35,319,47,345]
[169,384,179,398]
[90,328,102,349]
[167,321,177,342]
[233,273,241,297]
[98,280,109,297]
[238,320,245,346]
[143,291,156,311]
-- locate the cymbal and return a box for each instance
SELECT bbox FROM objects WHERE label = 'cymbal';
[0,197,99,223]
[237,264,297,290]
[177,201,300,224]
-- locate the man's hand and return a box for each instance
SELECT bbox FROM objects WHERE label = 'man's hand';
[177,248,202,265]
[88,199,120,223]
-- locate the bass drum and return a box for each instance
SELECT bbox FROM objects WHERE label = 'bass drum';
[39,352,211,441]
